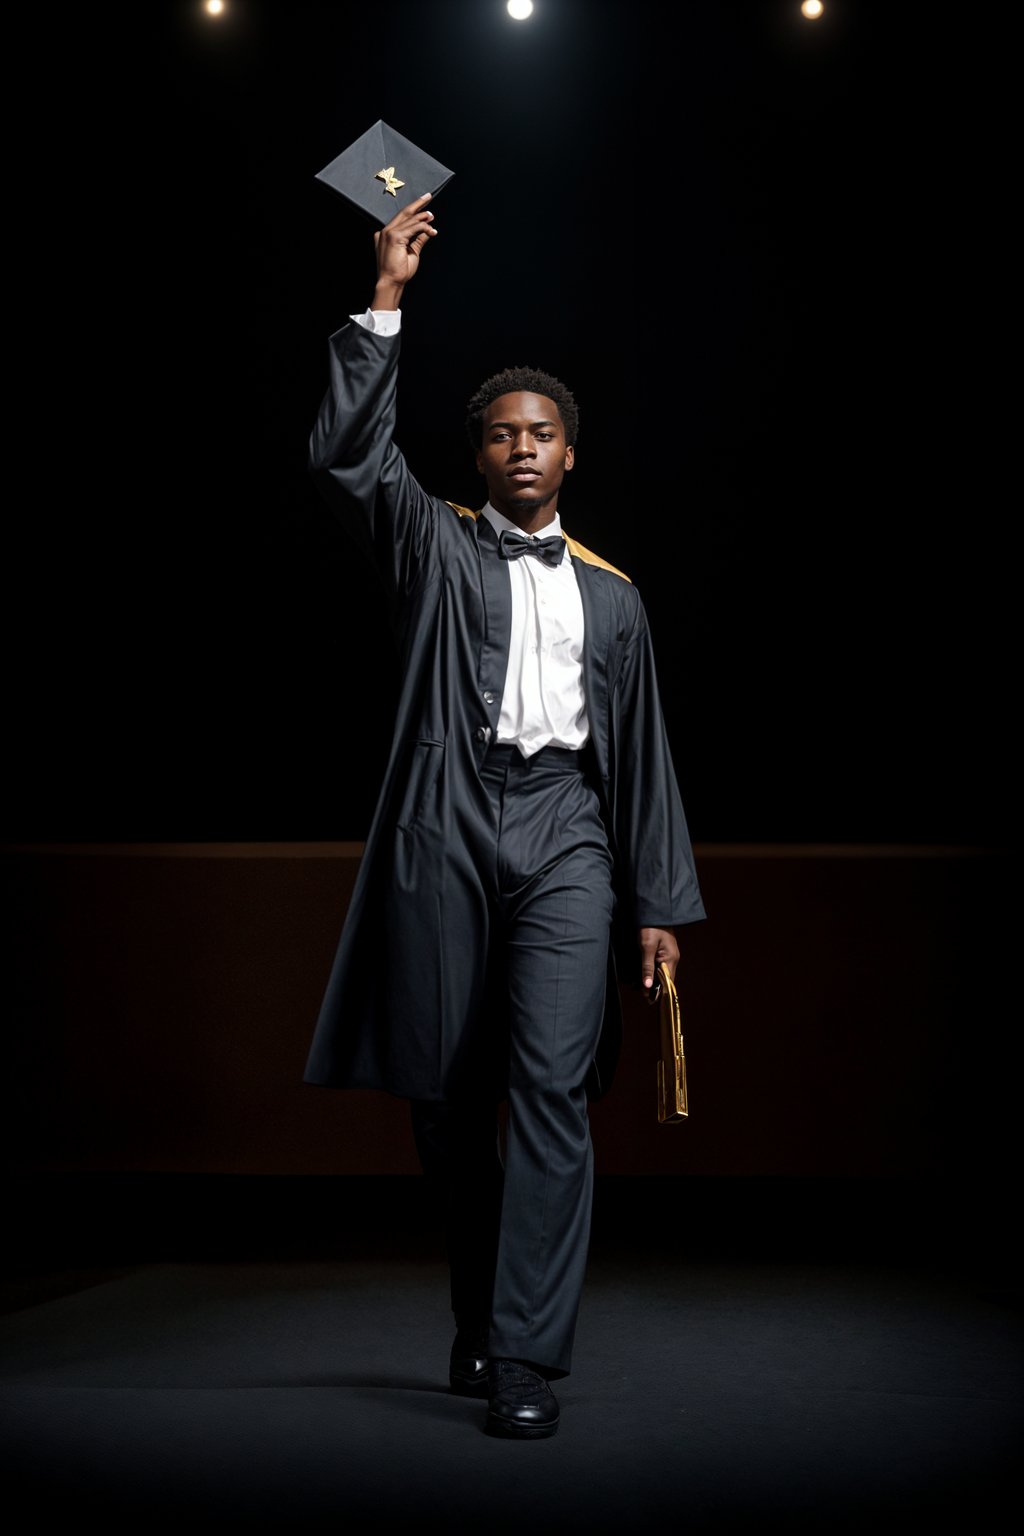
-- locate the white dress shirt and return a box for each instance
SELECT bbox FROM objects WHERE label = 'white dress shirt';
[353,308,590,756]
[478,504,588,756]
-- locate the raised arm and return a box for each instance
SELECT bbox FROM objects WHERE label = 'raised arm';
[308,195,441,596]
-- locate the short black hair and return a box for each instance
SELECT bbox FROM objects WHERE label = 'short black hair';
[465,366,579,450]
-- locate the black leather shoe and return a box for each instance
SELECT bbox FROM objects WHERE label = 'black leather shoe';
[449,1326,490,1397]
[486,1358,560,1438]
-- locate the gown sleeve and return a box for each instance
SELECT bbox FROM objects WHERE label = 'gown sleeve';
[608,589,706,935]
[308,320,439,601]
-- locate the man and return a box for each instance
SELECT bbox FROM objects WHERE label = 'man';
[304,192,705,1438]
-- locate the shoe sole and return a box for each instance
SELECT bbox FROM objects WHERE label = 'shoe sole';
[485,1412,559,1439]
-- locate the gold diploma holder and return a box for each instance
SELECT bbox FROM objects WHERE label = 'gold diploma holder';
[646,962,689,1123]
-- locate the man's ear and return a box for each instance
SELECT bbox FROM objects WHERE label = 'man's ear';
[476,450,485,475]
[564,446,575,471]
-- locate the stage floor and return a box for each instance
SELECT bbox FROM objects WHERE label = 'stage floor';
[1,1175,1019,1531]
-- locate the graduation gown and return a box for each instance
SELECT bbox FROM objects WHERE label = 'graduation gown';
[303,319,705,1102]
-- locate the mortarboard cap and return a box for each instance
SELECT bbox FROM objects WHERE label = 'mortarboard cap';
[315,120,454,227]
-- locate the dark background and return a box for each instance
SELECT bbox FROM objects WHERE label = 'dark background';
[1,34,1018,1523]
[6,0,1010,846]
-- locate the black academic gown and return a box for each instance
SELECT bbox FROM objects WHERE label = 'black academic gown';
[303,319,705,1103]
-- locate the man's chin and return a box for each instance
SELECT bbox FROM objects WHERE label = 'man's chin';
[505,486,551,510]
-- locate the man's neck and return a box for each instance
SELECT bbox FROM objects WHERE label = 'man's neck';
[485,500,561,537]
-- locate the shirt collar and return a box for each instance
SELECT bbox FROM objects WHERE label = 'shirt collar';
[480,503,562,541]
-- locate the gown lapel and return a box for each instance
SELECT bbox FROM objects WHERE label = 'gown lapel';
[475,514,513,705]
[571,552,611,782]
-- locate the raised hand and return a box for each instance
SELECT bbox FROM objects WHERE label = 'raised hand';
[372,193,437,309]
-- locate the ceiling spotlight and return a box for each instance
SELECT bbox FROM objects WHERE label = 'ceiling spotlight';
[205,0,225,15]
[507,1,534,19]
[801,1,824,17]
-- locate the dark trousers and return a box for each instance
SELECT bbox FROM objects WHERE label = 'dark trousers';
[410,742,614,1379]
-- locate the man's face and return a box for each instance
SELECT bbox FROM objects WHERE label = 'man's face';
[476,392,574,525]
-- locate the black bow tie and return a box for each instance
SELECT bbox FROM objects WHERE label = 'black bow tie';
[497,528,565,568]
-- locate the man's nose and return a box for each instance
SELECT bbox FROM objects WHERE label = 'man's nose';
[510,432,535,457]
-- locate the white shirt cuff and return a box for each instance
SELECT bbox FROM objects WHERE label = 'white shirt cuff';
[352,308,402,336]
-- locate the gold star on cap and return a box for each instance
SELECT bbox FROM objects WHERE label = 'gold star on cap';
[375,166,405,197]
